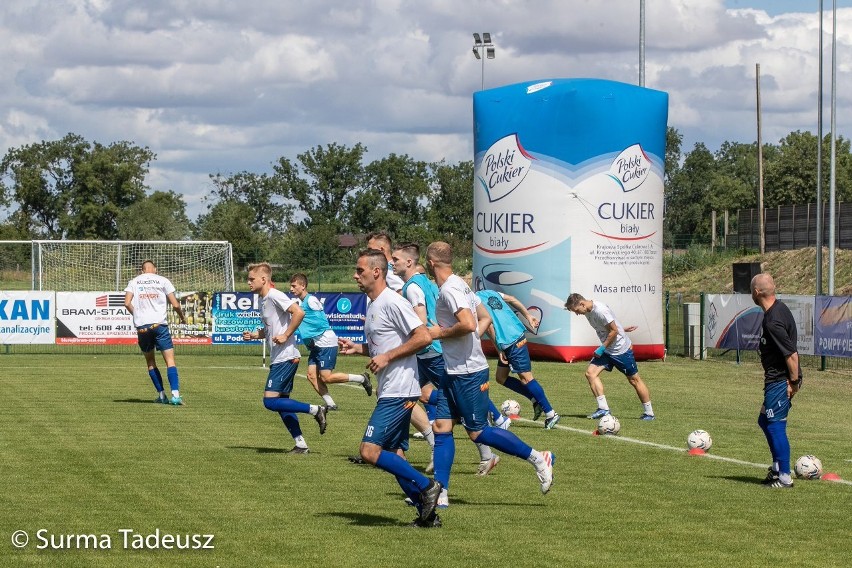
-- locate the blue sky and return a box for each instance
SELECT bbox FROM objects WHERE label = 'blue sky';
[0,1,850,218]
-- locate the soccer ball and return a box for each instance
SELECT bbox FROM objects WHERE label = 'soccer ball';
[794,455,823,479]
[500,399,521,417]
[597,414,620,435]
[687,429,712,451]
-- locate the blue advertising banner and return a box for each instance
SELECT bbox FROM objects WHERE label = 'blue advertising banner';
[211,291,367,345]
[814,295,852,357]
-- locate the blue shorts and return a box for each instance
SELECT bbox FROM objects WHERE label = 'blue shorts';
[266,360,300,394]
[137,324,174,353]
[762,380,792,422]
[417,355,445,389]
[362,397,417,452]
[496,337,532,373]
[441,367,491,432]
[308,345,338,371]
[591,350,639,378]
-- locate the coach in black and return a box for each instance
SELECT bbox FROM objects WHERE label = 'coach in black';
[750,272,802,489]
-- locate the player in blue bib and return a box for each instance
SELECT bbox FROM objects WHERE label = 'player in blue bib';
[476,289,561,429]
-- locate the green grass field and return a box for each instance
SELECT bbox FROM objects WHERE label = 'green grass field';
[1,353,850,568]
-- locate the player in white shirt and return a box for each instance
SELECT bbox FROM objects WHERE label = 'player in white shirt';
[124,260,187,405]
[564,293,655,420]
[338,249,442,528]
[242,263,328,454]
[426,241,555,506]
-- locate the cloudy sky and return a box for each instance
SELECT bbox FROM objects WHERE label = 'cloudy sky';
[1,0,850,219]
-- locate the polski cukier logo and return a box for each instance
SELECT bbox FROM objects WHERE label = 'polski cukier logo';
[476,134,534,203]
[607,144,651,192]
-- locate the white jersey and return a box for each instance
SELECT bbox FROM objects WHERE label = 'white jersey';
[585,300,632,355]
[435,274,488,375]
[298,295,338,347]
[261,288,301,364]
[385,266,404,292]
[124,273,176,327]
[365,288,423,399]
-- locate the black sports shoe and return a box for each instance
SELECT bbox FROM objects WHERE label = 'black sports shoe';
[314,405,328,435]
[761,467,780,485]
[408,513,442,528]
[289,446,310,454]
[362,372,373,396]
[418,480,442,522]
[532,401,543,421]
[766,479,793,489]
[348,455,366,464]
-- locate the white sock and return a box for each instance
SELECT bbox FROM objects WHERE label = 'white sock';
[772,461,780,473]
[477,443,494,461]
[309,405,319,415]
[322,394,336,406]
[171,390,180,398]
[422,427,435,448]
[293,435,308,448]
[596,395,609,410]
[643,401,654,415]
[349,374,364,383]
[545,410,555,419]
[494,414,508,427]
[158,391,167,400]
[779,472,792,484]
[527,450,544,468]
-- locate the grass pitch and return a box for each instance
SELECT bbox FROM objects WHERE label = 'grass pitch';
[1,353,850,568]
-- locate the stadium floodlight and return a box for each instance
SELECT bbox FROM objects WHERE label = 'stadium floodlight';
[472,32,496,91]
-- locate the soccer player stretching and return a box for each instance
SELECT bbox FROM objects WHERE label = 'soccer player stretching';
[751,273,802,488]
[289,273,373,410]
[242,263,328,454]
[124,259,187,405]
[338,249,443,527]
[427,241,555,509]
[564,293,655,420]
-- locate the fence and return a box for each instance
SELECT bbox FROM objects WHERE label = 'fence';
[731,202,852,251]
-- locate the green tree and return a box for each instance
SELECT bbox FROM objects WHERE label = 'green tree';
[764,131,852,206]
[0,133,153,239]
[348,153,430,240]
[427,160,474,250]
[195,201,266,268]
[274,143,366,228]
[117,190,192,240]
[665,143,716,246]
[207,171,294,234]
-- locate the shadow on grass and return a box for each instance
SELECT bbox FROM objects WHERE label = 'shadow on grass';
[321,512,405,527]
[227,445,288,454]
[713,475,765,485]
[113,398,161,404]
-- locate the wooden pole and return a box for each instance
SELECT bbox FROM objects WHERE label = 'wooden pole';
[756,63,765,254]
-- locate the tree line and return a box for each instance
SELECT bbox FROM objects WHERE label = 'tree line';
[1,129,850,270]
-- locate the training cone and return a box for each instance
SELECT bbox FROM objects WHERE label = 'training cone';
[688,448,706,456]
[592,430,600,436]
[821,472,841,481]
[508,414,520,420]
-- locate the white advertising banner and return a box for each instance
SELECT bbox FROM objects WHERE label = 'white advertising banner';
[55,292,136,344]
[0,291,56,344]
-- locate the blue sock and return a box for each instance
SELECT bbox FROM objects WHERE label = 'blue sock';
[148,369,164,392]
[263,397,311,414]
[425,402,437,422]
[397,476,422,505]
[525,379,553,413]
[427,390,440,406]
[166,366,179,391]
[432,432,455,490]
[475,426,533,460]
[757,413,777,462]
[375,451,431,492]
[487,398,501,421]
[503,376,534,400]
[281,413,302,438]
[766,420,790,474]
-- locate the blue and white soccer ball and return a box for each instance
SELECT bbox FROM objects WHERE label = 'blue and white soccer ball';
[500,399,521,417]
[597,414,620,435]
[794,455,823,479]
[687,429,712,451]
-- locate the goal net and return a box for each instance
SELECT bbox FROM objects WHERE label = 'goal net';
[32,240,235,292]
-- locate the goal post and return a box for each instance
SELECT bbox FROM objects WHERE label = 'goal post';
[31,240,235,292]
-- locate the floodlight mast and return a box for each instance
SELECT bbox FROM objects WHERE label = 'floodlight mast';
[472,32,495,90]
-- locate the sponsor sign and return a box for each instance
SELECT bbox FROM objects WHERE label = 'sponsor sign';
[0,291,55,344]
[56,292,135,344]
[814,295,852,357]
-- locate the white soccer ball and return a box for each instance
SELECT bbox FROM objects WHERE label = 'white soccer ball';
[597,414,620,435]
[500,399,521,417]
[794,455,823,479]
[687,429,712,451]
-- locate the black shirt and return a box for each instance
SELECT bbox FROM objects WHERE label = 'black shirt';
[759,299,802,384]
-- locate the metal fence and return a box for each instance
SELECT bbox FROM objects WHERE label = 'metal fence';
[733,202,852,251]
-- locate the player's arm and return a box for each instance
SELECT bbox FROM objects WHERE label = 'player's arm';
[430,306,476,339]
[502,293,538,329]
[272,303,304,345]
[338,337,368,356]
[785,351,801,397]
[166,292,187,324]
[242,327,266,341]
[368,325,431,373]
[602,321,619,349]
[124,292,134,316]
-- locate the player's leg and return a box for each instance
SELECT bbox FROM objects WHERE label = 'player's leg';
[461,371,554,494]
[262,360,328,437]
[509,343,559,427]
[757,409,779,483]
[431,373,456,506]
[614,350,654,419]
[585,360,611,419]
[141,339,167,403]
[762,381,793,488]
[319,345,372,396]
[156,326,182,405]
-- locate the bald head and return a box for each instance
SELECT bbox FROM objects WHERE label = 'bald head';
[750,272,776,309]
